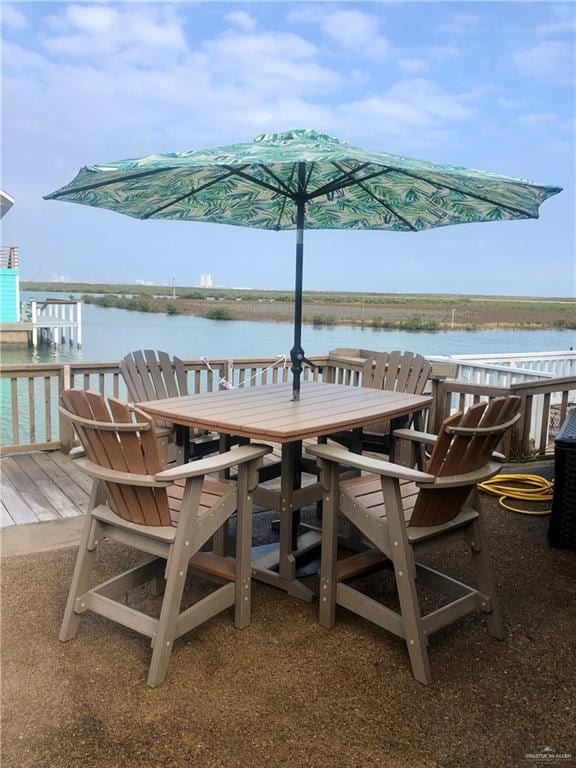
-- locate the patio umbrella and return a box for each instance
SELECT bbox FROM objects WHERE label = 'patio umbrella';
[45,129,561,399]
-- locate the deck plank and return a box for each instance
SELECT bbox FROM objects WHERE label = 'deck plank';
[0,473,42,524]
[0,500,16,527]
[1,458,60,522]
[14,455,81,518]
[49,451,93,494]
[30,453,89,512]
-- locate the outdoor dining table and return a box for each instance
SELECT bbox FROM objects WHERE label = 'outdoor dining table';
[140,381,433,601]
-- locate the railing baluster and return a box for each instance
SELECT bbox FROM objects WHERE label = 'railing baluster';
[28,377,36,443]
[44,377,52,442]
[539,392,551,455]
[10,379,19,445]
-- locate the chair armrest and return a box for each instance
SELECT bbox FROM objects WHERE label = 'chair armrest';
[69,446,86,459]
[75,458,170,487]
[392,428,438,446]
[306,444,435,484]
[430,462,502,488]
[155,444,272,481]
[393,429,506,462]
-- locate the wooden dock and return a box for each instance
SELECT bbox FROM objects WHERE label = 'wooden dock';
[1,451,90,526]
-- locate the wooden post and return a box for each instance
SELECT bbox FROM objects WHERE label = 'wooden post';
[76,301,82,347]
[31,300,38,347]
[59,364,75,453]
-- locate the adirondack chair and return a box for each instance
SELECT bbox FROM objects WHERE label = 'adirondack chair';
[58,388,271,687]
[120,349,224,462]
[307,395,521,685]
[325,350,432,456]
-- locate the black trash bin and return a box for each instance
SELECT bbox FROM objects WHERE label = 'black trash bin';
[548,408,576,549]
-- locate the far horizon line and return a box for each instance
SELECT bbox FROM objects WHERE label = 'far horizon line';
[20,280,576,302]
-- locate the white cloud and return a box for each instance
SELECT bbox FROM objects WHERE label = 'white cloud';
[516,112,559,126]
[1,4,27,30]
[288,8,389,61]
[425,45,460,62]
[44,4,187,59]
[512,40,573,78]
[435,14,481,36]
[225,11,256,32]
[398,58,430,75]
[202,30,339,95]
[1,4,482,204]
[537,7,576,37]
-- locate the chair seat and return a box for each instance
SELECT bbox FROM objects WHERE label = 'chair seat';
[342,473,420,522]
[167,476,235,524]
[92,476,235,539]
[341,472,479,541]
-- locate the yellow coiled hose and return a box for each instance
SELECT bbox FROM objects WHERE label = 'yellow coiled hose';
[477,474,554,515]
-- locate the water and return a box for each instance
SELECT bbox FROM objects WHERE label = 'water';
[3,291,574,365]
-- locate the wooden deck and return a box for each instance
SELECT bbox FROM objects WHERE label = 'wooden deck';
[0,447,287,528]
[0,451,91,527]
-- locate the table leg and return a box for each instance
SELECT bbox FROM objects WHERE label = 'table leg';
[212,434,232,557]
[278,442,300,582]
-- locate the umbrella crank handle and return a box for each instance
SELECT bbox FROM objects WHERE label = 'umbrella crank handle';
[302,356,316,370]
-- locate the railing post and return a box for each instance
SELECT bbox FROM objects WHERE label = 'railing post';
[428,376,441,434]
[31,300,38,347]
[432,380,447,433]
[59,364,74,453]
[76,301,82,347]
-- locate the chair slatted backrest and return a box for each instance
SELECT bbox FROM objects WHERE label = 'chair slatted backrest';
[409,396,521,528]
[360,351,432,436]
[120,350,188,404]
[60,389,172,526]
[362,351,431,395]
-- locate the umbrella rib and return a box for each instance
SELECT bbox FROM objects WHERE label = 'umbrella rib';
[257,165,296,196]
[45,166,182,199]
[274,165,297,230]
[389,168,537,218]
[306,165,391,200]
[306,162,370,199]
[331,162,418,231]
[304,162,315,192]
[141,169,242,218]
[222,166,296,199]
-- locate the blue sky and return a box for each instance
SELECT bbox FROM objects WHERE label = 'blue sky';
[1,1,574,295]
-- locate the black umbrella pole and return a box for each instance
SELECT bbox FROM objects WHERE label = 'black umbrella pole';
[290,194,306,401]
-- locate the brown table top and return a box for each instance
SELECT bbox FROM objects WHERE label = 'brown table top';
[140,382,433,444]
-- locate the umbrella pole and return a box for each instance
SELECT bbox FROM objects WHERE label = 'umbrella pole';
[290,166,306,401]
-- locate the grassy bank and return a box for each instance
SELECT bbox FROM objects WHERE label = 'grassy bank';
[22,282,576,331]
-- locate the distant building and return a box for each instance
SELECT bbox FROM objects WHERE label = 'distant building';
[199,272,214,288]
[0,189,19,324]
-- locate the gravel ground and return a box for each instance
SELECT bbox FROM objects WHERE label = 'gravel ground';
[2,499,575,768]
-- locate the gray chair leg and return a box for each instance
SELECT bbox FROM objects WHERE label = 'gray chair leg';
[234,467,253,629]
[469,517,505,640]
[147,542,190,688]
[212,521,229,557]
[319,464,339,629]
[393,542,431,685]
[151,575,166,597]
[59,513,100,642]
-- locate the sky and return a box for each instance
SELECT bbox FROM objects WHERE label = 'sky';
[1,1,575,296]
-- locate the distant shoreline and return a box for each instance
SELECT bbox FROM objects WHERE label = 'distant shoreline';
[22,282,576,332]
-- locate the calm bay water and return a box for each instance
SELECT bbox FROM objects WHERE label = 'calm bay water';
[2,292,575,365]
[2,292,574,445]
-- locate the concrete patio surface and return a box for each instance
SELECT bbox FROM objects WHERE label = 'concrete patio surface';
[2,500,575,768]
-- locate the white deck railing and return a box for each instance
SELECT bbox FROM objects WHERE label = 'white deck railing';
[1,351,575,458]
[431,350,575,381]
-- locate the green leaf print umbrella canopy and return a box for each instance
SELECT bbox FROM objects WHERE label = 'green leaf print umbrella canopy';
[45,129,561,399]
